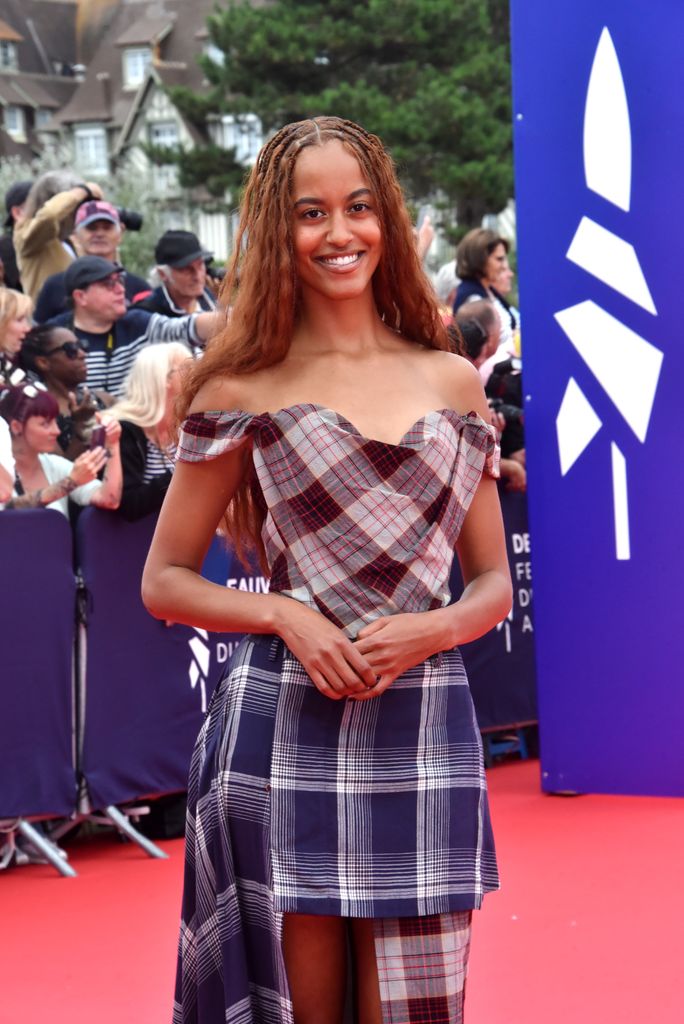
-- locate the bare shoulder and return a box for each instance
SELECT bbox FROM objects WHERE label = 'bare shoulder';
[420,349,490,420]
[188,374,260,416]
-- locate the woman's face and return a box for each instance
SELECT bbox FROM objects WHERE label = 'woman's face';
[483,244,509,287]
[15,414,60,454]
[291,139,382,305]
[41,328,87,387]
[166,354,191,403]
[1,312,32,357]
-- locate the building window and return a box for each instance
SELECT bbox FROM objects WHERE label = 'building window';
[123,47,152,89]
[0,41,18,71]
[204,43,225,67]
[35,108,53,129]
[74,124,109,176]
[4,106,25,140]
[211,114,262,165]
[149,121,179,194]
[149,121,179,148]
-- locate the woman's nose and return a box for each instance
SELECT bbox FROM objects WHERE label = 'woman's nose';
[326,211,353,246]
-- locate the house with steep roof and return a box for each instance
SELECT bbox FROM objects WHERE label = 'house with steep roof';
[47,0,262,258]
[0,1,80,161]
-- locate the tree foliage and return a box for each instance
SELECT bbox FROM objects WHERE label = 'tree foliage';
[169,0,512,227]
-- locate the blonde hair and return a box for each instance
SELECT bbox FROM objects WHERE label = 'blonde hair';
[0,288,33,352]
[108,343,191,429]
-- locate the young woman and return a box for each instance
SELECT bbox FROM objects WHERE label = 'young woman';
[142,117,512,1024]
[19,323,102,458]
[1,381,122,515]
[107,342,192,520]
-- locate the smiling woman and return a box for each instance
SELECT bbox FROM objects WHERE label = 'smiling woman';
[142,116,512,1024]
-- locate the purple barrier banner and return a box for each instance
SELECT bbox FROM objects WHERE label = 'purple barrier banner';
[0,510,77,817]
[450,489,536,730]
[76,509,265,809]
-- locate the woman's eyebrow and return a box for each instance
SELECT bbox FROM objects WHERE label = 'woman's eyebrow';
[294,188,372,208]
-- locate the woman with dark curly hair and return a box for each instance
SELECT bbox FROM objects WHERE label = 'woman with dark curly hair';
[143,117,511,1024]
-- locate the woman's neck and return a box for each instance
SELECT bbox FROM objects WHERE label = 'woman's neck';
[13,442,41,480]
[291,291,387,358]
[43,376,71,412]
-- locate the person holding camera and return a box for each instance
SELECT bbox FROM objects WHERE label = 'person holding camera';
[133,230,217,320]
[12,171,106,302]
[34,201,150,323]
[0,380,122,515]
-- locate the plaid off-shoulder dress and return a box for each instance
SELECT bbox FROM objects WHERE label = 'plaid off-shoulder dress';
[173,404,500,1024]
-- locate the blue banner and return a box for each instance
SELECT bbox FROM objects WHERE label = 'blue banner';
[511,2,683,793]
[451,490,536,730]
[76,510,264,809]
[0,511,77,817]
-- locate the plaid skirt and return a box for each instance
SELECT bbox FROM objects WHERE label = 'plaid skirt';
[173,634,496,1023]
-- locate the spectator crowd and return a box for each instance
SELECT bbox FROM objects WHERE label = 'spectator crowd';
[1,171,525,524]
[1,169,222,519]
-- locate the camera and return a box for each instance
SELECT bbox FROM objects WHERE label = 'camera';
[206,263,226,281]
[117,207,143,232]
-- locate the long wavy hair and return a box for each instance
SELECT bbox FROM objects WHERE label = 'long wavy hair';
[179,116,450,567]
[108,343,191,430]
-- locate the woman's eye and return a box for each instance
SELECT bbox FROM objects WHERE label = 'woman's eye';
[302,208,324,220]
[350,202,370,214]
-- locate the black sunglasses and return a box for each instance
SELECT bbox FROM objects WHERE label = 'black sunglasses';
[45,340,88,359]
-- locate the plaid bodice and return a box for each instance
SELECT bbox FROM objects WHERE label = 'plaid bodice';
[177,404,499,636]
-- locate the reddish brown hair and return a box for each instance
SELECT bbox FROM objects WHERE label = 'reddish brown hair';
[180,116,450,565]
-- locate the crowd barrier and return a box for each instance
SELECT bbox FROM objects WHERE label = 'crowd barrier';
[1,491,536,868]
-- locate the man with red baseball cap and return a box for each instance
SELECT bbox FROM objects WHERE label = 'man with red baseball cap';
[34,200,150,323]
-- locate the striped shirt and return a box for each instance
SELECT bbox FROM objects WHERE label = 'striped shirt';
[48,308,199,397]
[142,437,175,483]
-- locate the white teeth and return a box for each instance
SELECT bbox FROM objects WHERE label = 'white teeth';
[320,253,360,266]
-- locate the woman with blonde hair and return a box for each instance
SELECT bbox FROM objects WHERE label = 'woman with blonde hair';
[0,287,33,384]
[143,117,511,1023]
[107,342,191,520]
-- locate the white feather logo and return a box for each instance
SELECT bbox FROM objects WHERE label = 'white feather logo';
[554,27,663,559]
[188,627,210,712]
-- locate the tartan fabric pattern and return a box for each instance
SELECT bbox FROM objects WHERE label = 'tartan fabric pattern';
[177,404,499,638]
[173,636,497,1022]
[173,405,500,1021]
[374,912,472,1024]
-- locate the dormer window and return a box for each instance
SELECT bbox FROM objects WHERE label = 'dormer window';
[4,106,25,141]
[0,40,18,71]
[123,47,152,89]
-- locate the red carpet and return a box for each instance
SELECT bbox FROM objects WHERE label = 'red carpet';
[3,759,684,1023]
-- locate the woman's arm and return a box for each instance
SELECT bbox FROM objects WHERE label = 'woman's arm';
[89,418,122,510]
[142,423,376,699]
[14,184,102,257]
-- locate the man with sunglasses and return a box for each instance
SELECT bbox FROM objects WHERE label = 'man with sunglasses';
[47,256,220,399]
[34,201,151,323]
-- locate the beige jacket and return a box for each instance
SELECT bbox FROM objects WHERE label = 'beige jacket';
[14,187,86,301]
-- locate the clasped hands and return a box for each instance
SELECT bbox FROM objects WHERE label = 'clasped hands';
[284,606,448,703]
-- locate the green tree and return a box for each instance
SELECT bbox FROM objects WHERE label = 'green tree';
[169,0,512,231]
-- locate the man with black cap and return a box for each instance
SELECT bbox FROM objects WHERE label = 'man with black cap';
[133,229,217,317]
[34,200,150,323]
[48,255,220,399]
[0,181,32,291]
